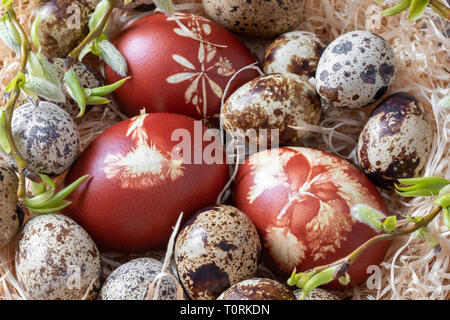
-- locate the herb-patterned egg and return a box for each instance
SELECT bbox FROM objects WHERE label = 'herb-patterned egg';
[100,258,182,300]
[217,278,296,300]
[7,101,79,176]
[263,31,329,78]
[202,0,305,38]
[221,73,321,148]
[36,0,96,58]
[0,159,22,249]
[175,205,261,300]
[316,31,397,108]
[357,92,433,190]
[15,214,102,300]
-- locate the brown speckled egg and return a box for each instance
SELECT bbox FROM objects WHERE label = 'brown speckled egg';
[217,278,296,300]
[357,92,433,190]
[15,214,102,300]
[174,205,261,300]
[316,31,397,108]
[100,258,182,300]
[36,0,94,58]
[0,160,22,249]
[294,288,341,300]
[18,58,102,119]
[4,101,80,176]
[263,31,329,78]
[116,0,155,11]
[202,0,305,39]
[221,73,321,148]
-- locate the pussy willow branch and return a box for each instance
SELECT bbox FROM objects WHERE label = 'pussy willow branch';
[4,5,31,198]
[65,0,117,70]
[309,205,443,275]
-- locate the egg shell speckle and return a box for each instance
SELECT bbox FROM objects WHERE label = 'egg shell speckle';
[0,160,21,248]
[316,30,397,108]
[15,214,102,300]
[17,58,102,119]
[36,0,94,58]
[116,0,155,11]
[263,31,329,78]
[357,92,433,190]
[175,205,261,300]
[217,278,296,300]
[202,0,305,38]
[294,288,340,300]
[222,73,321,147]
[8,101,80,175]
[100,258,182,300]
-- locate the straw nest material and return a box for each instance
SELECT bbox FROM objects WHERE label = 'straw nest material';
[0,0,449,300]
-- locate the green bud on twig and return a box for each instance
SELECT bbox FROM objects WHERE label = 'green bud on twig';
[0,13,21,53]
[408,0,430,20]
[351,204,386,231]
[96,39,128,77]
[31,12,41,52]
[21,75,66,103]
[154,0,175,15]
[396,176,450,197]
[64,68,87,117]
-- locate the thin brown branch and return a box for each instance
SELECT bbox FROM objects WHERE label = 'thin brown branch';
[309,205,443,275]
[4,5,31,198]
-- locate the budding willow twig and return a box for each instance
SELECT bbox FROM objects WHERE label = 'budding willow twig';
[65,0,117,69]
[3,4,31,197]
[309,205,443,275]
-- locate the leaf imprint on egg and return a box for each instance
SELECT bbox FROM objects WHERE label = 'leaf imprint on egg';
[103,115,185,189]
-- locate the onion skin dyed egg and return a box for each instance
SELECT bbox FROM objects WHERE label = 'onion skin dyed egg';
[63,113,229,252]
[105,12,258,127]
[357,92,433,190]
[232,147,390,289]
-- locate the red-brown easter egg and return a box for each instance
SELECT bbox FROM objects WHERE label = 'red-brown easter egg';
[64,113,229,252]
[105,12,259,126]
[232,147,390,289]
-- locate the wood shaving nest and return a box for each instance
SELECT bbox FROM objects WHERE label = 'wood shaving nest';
[0,0,449,300]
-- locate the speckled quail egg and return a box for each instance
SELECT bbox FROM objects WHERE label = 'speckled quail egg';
[221,73,321,148]
[15,213,102,300]
[202,0,305,39]
[36,0,96,58]
[294,288,341,300]
[263,31,329,78]
[217,278,296,300]
[357,92,433,190]
[175,205,261,300]
[18,58,102,119]
[100,257,183,300]
[116,0,155,11]
[0,159,22,249]
[316,30,397,108]
[3,101,80,176]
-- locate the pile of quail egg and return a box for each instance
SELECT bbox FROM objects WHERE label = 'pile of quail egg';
[0,0,435,302]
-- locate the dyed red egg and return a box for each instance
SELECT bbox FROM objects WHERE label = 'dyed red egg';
[64,113,229,252]
[105,12,259,126]
[232,147,390,288]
